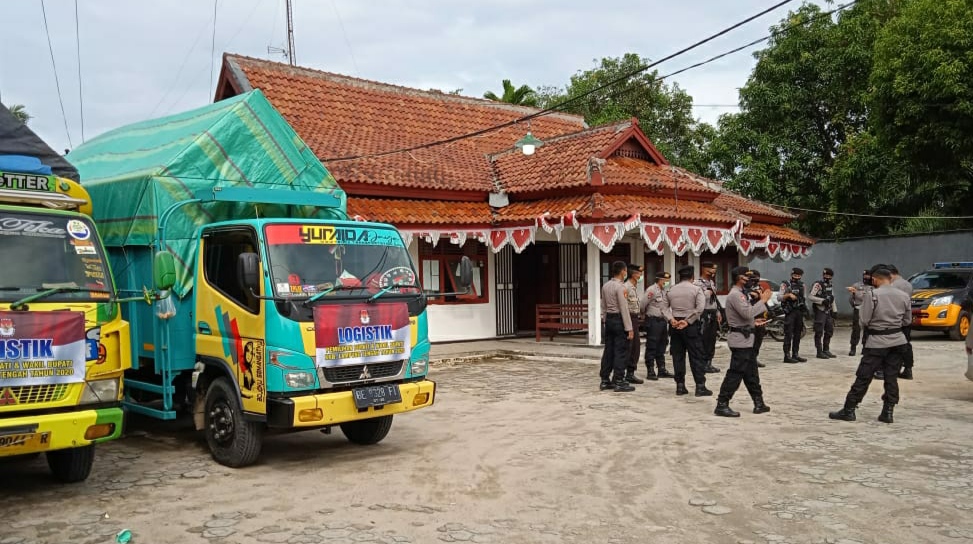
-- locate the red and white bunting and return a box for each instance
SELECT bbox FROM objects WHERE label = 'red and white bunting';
[488,226,537,253]
[638,222,736,256]
[398,230,489,249]
[536,210,580,241]
[580,223,623,252]
[736,235,811,260]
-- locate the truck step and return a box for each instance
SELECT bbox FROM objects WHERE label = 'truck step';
[122,400,178,420]
[124,379,175,395]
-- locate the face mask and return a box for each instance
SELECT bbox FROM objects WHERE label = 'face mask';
[663,281,670,289]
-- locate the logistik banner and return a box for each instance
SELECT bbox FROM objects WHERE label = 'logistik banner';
[314,303,411,367]
[0,311,86,387]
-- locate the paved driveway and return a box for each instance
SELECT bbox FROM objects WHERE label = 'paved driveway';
[3,330,973,544]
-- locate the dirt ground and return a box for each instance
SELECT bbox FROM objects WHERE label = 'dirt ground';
[4,328,973,544]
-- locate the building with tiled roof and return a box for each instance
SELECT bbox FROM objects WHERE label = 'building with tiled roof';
[215,53,813,342]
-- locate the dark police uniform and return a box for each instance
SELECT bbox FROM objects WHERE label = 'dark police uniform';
[600,273,636,392]
[848,274,868,356]
[808,268,837,359]
[715,266,771,417]
[747,269,768,368]
[642,271,672,379]
[829,269,911,423]
[624,264,645,383]
[779,267,808,363]
[694,263,721,373]
[665,266,711,396]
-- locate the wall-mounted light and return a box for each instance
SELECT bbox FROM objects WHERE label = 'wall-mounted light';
[514,121,544,156]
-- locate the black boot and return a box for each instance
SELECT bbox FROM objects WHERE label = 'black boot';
[848,346,856,356]
[714,401,740,417]
[873,370,885,380]
[625,371,644,384]
[752,396,771,414]
[705,361,721,373]
[878,402,895,423]
[644,368,659,381]
[793,353,807,363]
[783,354,798,364]
[657,366,674,379]
[675,382,689,395]
[899,367,913,380]
[695,384,713,397]
[755,359,766,368]
[824,346,836,358]
[613,379,635,392]
[599,380,613,391]
[829,400,857,421]
[816,350,829,359]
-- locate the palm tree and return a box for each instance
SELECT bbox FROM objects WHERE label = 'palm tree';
[483,80,538,107]
[8,104,31,125]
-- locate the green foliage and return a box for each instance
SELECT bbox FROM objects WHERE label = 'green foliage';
[483,79,538,106]
[8,104,31,125]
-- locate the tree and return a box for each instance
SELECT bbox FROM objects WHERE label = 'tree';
[536,53,712,171]
[483,80,538,106]
[8,104,31,125]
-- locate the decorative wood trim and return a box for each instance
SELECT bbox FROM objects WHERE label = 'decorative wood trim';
[336,183,488,201]
[596,120,670,166]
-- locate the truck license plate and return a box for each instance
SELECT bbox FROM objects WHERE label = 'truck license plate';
[352,384,402,409]
[0,431,51,454]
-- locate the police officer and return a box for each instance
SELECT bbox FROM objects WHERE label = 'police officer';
[888,264,915,380]
[600,261,636,392]
[624,264,645,384]
[694,262,722,374]
[847,269,870,356]
[828,266,911,424]
[779,268,808,363]
[665,265,711,396]
[642,271,673,380]
[746,269,768,368]
[714,266,774,417]
[808,267,838,359]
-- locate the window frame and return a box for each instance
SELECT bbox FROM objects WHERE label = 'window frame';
[418,240,489,305]
[201,226,262,315]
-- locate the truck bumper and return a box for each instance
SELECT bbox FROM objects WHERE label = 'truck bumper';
[266,380,436,429]
[911,304,960,331]
[0,407,123,458]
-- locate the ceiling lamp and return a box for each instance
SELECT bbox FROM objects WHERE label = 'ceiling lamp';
[514,121,544,156]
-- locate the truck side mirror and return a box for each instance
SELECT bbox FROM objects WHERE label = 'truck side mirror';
[457,256,473,290]
[237,252,260,293]
[153,251,177,291]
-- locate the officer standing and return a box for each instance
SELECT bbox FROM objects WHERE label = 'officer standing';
[642,271,673,380]
[828,266,911,424]
[600,261,636,392]
[747,269,768,368]
[847,269,870,356]
[694,262,722,374]
[714,266,774,417]
[665,266,711,397]
[808,268,838,359]
[779,268,808,363]
[624,264,645,384]
[888,264,915,380]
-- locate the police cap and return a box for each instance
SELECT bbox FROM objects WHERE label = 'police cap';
[655,271,671,280]
[791,267,804,275]
[628,263,643,273]
[731,265,751,279]
[701,261,716,269]
[677,265,695,279]
[823,267,834,276]
[748,269,761,277]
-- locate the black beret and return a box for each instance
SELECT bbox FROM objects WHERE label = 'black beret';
[791,267,804,275]
[731,266,750,278]
[823,267,834,275]
[677,265,695,278]
[748,269,761,277]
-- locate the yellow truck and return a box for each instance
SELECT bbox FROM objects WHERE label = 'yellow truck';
[0,155,170,482]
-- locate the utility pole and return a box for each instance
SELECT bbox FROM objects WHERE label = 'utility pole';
[285,0,296,66]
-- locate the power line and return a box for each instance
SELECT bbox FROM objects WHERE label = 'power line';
[74,0,85,142]
[209,0,219,96]
[770,204,973,220]
[323,0,800,162]
[150,12,215,116]
[40,0,73,150]
[331,0,360,76]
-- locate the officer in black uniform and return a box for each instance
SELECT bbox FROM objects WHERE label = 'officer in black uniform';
[847,269,870,356]
[808,267,837,359]
[664,265,711,396]
[642,271,673,380]
[746,269,768,368]
[779,267,808,363]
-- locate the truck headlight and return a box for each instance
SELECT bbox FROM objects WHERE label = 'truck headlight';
[284,371,315,389]
[79,378,119,404]
[930,295,953,307]
[410,354,429,376]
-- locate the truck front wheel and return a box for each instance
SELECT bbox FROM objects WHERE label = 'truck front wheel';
[340,415,393,445]
[46,444,95,483]
[949,311,970,341]
[204,377,263,467]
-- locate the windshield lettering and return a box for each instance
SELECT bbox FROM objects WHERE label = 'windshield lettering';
[0,218,66,238]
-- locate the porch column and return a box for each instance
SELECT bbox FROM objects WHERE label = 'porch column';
[631,237,644,269]
[664,246,676,278]
[586,241,602,345]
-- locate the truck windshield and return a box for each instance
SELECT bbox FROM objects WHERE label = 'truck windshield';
[0,210,113,302]
[910,271,972,290]
[264,223,418,300]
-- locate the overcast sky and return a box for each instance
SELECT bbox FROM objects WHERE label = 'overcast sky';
[1,0,829,155]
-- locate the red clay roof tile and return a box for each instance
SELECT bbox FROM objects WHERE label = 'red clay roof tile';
[347,197,493,225]
[743,222,815,245]
[497,193,736,225]
[714,192,795,222]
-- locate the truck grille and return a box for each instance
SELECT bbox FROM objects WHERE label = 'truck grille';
[322,361,403,383]
[9,384,69,404]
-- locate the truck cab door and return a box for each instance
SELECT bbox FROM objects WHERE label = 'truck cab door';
[195,226,267,416]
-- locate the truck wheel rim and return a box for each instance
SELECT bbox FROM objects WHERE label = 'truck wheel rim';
[962,316,970,338]
[209,401,235,446]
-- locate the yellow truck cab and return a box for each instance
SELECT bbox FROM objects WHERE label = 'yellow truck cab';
[0,156,131,482]
[909,262,973,341]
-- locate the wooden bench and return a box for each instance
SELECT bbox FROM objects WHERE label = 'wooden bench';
[535,303,588,341]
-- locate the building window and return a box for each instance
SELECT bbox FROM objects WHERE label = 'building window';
[418,240,488,304]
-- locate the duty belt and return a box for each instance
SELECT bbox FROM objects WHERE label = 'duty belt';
[866,327,902,336]
[729,326,754,338]
[647,315,666,321]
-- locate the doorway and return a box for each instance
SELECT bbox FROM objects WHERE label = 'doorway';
[512,242,560,333]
